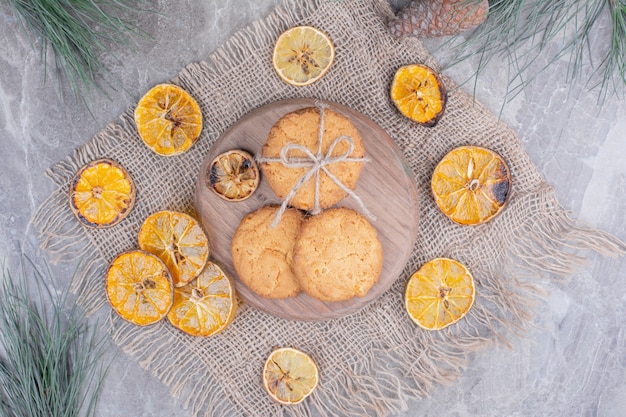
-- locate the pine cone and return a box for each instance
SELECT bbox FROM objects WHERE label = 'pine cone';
[389,0,490,38]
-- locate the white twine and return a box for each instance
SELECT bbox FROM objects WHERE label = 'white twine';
[257,103,375,228]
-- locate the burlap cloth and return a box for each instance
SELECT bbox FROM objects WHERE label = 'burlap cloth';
[34,0,626,416]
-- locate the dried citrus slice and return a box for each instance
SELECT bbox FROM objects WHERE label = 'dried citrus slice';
[432,146,511,225]
[272,26,335,86]
[207,150,259,201]
[405,258,475,330]
[390,64,447,126]
[69,158,135,228]
[138,211,209,287]
[167,262,237,337]
[134,84,202,156]
[263,347,319,405]
[106,250,174,326]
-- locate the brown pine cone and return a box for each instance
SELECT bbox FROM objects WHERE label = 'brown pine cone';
[389,0,490,38]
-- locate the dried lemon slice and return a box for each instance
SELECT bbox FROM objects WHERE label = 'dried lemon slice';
[69,158,135,228]
[432,146,511,225]
[405,258,475,330]
[207,150,259,201]
[106,250,174,326]
[138,211,209,287]
[167,262,237,337]
[263,347,319,405]
[134,84,202,156]
[272,26,335,86]
[390,64,447,126]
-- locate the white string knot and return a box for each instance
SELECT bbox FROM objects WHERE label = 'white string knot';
[257,103,375,228]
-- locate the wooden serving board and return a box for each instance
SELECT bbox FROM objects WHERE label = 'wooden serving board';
[194,98,419,321]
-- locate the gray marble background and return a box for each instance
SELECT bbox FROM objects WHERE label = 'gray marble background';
[1,0,624,416]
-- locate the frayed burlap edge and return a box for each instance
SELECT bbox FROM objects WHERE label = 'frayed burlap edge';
[32,0,626,416]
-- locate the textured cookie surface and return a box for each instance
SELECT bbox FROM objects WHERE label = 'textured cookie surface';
[261,107,365,211]
[231,206,303,299]
[293,207,383,302]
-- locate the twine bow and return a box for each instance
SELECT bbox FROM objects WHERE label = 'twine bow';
[257,103,375,228]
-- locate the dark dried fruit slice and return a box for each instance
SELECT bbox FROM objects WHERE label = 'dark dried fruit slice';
[431,146,511,225]
[69,158,135,228]
[390,64,447,127]
[207,150,259,201]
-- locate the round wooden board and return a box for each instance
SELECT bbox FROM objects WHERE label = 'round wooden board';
[194,98,419,321]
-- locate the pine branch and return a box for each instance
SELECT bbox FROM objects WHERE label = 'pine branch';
[4,0,147,105]
[438,0,626,105]
[0,256,108,417]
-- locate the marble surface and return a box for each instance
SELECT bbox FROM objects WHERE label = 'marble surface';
[1,0,625,416]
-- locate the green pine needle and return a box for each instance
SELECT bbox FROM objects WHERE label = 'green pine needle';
[4,0,145,104]
[0,256,108,417]
[440,0,626,105]
[602,0,626,99]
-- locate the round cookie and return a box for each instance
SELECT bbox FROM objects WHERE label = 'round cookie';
[261,107,366,211]
[231,206,303,299]
[293,207,383,302]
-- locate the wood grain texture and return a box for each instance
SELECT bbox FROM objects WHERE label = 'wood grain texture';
[194,98,419,321]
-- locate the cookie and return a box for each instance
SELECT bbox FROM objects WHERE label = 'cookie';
[261,107,365,211]
[293,207,383,302]
[231,206,303,299]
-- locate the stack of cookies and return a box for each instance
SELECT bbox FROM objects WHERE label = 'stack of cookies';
[230,106,384,303]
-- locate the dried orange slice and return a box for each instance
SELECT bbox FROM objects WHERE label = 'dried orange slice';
[134,84,202,156]
[137,211,209,287]
[69,158,135,228]
[106,250,174,326]
[432,146,511,225]
[272,26,335,86]
[405,258,475,330]
[207,150,259,201]
[390,64,447,126]
[167,262,237,337]
[263,347,319,405]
